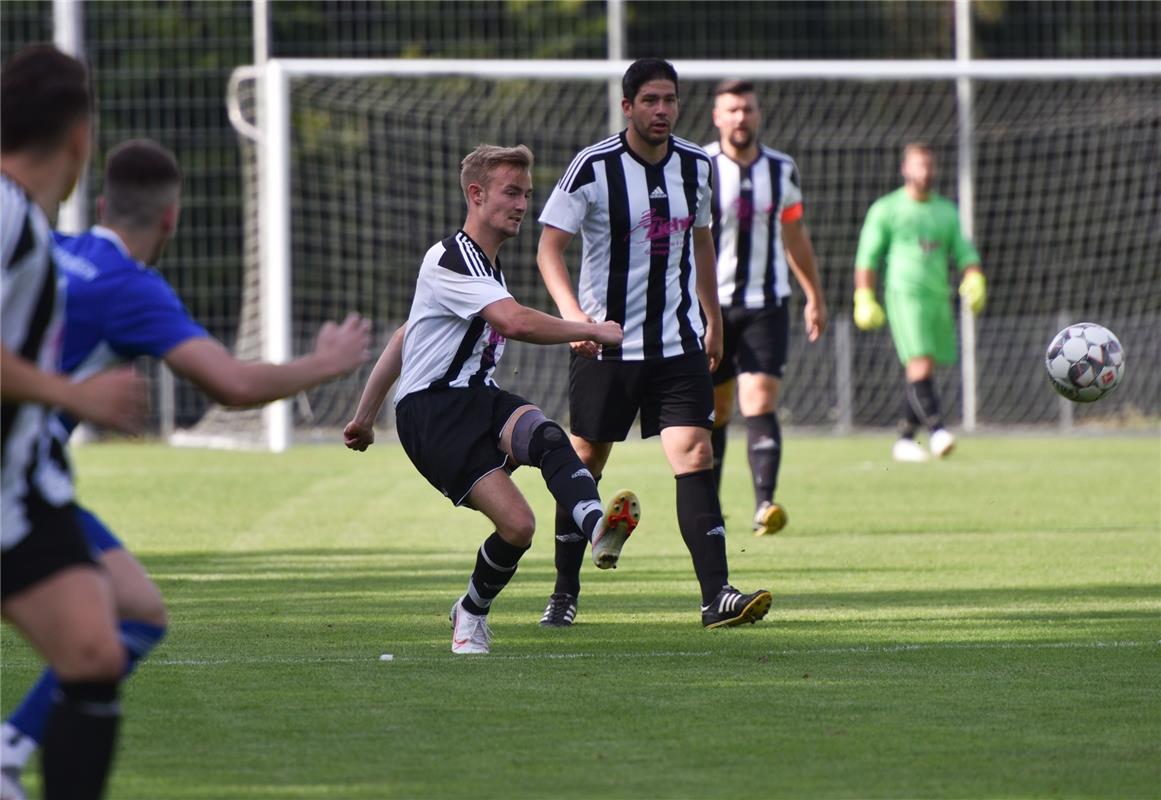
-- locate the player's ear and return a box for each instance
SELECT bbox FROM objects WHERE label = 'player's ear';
[467,181,485,206]
[621,97,632,119]
[95,195,106,222]
[160,202,179,235]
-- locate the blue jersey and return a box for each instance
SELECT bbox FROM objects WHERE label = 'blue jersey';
[54,226,208,432]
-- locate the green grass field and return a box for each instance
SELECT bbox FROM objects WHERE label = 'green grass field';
[3,434,1159,799]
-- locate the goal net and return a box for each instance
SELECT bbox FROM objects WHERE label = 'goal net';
[177,60,1160,450]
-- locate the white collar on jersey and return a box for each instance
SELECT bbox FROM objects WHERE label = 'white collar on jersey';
[89,225,132,259]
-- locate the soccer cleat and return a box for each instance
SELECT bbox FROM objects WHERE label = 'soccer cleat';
[892,437,929,463]
[0,766,26,800]
[539,592,578,627]
[590,490,641,570]
[449,597,492,654]
[752,501,787,536]
[701,586,773,629]
[929,428,956,459]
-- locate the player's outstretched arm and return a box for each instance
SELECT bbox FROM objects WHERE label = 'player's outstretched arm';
[537,225,600,359]
[481,298,621,348]
[692,226,724,373]
[1,346,146,433]
[783,219,828,342]
[164,312,372,407]
[344,322,407,452]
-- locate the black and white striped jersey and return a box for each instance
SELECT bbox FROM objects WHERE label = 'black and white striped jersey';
[705,142,804,310]
[394,230,514,405]
[539,131,713,361]
[1,174,74,550]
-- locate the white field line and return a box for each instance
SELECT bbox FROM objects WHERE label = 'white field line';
[140,639,1159,667]
[5,640,1153,671]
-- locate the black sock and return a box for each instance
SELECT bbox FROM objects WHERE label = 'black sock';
[675,470,729,605]
[899,387,921,439]
[554,475,599,597]
[539,446,603,541]
[710,425,727,493]
[461,532,529,615]
[745,413,781,507]
[41,680,120,800]
[907,378,944,432]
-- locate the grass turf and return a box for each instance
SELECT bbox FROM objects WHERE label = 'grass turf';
[2,434,1159,798]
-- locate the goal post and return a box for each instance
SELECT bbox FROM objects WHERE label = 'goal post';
[177,57,1161,451]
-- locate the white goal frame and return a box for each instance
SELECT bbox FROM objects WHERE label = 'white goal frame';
[224,57,1161,451]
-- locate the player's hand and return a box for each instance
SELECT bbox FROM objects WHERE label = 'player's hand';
[315,312,373,375]
[591,320,623,348]
[853,288,886,331]
[804,297,828,343]
[68,367,147,434]
[959,270,986,315]
[343,419,375,451]
[703,319,724,374]
[569,314,601,359]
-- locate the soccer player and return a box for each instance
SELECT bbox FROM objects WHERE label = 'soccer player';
[343,144,640,655]
[853,142,986,461]
[704,79,828,536]
[536,58,772,629]
[1,44,147,800]
[1,138,372,794]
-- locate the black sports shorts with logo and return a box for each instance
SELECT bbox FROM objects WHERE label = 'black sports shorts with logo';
[395,385,530,507]
[569,350,715,442]
[712,303,790,386]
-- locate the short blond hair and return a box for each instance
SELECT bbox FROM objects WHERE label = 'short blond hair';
[902,141,935,162]
[459,144,534,200]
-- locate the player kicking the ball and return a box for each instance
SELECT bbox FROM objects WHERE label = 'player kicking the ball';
[344,144,640,655]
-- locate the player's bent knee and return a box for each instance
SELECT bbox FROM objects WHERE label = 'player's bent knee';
[58,632,127,682]
[510,410,570,467]
[498,512,536,548]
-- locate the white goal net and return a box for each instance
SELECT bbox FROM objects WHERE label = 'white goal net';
[178,59,1161,450]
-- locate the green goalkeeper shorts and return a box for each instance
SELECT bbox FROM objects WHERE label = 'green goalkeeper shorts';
[884,290,958,366]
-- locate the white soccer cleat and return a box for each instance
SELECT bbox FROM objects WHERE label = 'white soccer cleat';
[929,428,956,459]
[591,490,641,570]
[449,597,492,655]
[892,438,929,463]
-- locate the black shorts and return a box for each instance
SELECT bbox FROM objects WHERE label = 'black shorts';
[569,350,715,442]
[713,303,790,385]
[1,493,95,601]
[395,385,531,507]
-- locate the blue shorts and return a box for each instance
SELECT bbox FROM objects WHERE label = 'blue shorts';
[76,505,125,555]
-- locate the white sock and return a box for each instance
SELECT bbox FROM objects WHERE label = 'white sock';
[1,722,37,769]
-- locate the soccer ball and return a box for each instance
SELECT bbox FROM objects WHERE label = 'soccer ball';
[1044,322,1125,403]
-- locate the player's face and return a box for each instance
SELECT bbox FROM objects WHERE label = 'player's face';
[625,79,680,146]
[713,92,760,151]
[902,149,936,194]
[481,165,533,239]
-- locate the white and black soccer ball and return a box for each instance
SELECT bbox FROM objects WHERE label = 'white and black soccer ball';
[1044,322,1125,403]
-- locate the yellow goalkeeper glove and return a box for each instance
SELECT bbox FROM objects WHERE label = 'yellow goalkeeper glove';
[959,270,986,315]
[853,288,886,331]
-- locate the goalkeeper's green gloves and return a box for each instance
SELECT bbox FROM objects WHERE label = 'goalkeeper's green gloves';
[853,288,886,331]
[958,270,987,315]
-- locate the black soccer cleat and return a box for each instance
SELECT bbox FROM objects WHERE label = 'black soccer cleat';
[539,592,578,627]
[701,586,773,629]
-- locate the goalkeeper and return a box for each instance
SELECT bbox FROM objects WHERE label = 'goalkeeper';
[852,142,985,462]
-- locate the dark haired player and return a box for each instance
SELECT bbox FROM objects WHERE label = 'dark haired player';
[537,58,772,629]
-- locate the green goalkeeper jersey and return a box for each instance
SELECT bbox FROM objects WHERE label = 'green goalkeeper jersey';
[854,187,980,297]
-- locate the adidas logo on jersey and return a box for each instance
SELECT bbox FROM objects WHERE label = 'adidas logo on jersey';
[649,186,667,199]
[741,179,753,190]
